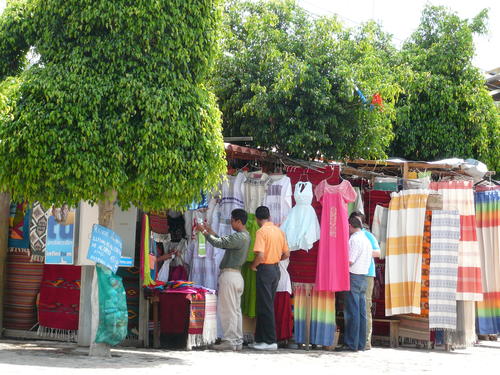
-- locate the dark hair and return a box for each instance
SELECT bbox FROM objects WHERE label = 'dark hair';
[349,211,366,224]
[255,206,270,220]
[348,215,363,229]
[231,209,248,225]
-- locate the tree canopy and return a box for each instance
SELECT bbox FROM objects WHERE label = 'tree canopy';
[213,0,405,160]
[0,0,226,210]
[391,6,500,172]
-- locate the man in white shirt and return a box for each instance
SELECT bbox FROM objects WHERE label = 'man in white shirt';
[337,215,373,352]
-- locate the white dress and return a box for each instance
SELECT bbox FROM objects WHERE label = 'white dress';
[281,181,321,251]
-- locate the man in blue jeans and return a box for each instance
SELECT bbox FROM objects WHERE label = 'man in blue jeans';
[337,215,373,352]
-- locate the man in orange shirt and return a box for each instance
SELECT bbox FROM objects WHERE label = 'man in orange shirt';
[250,206,290,351]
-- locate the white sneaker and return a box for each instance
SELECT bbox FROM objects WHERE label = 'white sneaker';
[253,342,278,351]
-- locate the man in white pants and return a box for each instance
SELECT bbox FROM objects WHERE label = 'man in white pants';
[198,209,251,351]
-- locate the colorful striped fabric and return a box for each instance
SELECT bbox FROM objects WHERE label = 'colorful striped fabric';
[429,181,483,301]
[3,252,44,330]
[475,189,500,334]
[293,283,336,346]
[429,210,460,330]
[187,293,206,335]
[385,189,429,316]
[416,211,432,318]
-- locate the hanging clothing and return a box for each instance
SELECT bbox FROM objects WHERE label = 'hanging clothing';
[348,187,365,216]
[416,211,432,319]
[244,171,271,215]
[274,292,293,341]
[371,205,389,258]
[363,190,392,228]
[429,181,483,301]
[263,175,293,226]
[385,189,429,316]
[241,214,259,317]
[281,181,321,251]
[314,179,356,292]
[475,189,500,334]
[219,173,246,238]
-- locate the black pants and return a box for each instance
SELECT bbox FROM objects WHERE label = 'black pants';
[255,263,280,344]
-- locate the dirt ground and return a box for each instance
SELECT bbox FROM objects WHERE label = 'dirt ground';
[0,338,498,375]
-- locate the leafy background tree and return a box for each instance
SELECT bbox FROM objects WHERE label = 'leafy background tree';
[213,0,405,160]
[0,0,226,211]
[390,6,500,172]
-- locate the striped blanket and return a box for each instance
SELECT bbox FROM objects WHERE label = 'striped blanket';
[415,211,432,318]
[475,189,500,334]
[429,210,460,330]
[429,181,483,301]
[293,283,336,346]
[8,202,31,253]
[385,189,429,316]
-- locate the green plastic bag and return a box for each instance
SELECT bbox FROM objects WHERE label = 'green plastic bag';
[95,264,128,346]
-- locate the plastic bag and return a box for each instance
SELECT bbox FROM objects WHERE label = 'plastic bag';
[95,264,128,346]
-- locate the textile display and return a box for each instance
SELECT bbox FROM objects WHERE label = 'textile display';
[95,265,128,346]
[8,202,31,252]
[218,173,246,238]
[475,189,500,334]
[314,179,356,292]
[243,171,271,215]
[38,264,81,341]
[371,205,389,258]
[374,176,399,192]
[140,214,157,287]
[348,187,365,215]
[242,213,259,317]
[3,252,44,330]
[29,202,50,263]
[428,210,460,330]
[293,283,336,346]
[116,266,140,336]
[159,292,190,334]
[416,211,432,318]
[187,292,206,349]
[286,166,339,284]
[449,301,477,348]
[274,292,293,341]
[385,189,429,316]
[149,212,169,234]
[429,181,483,301]
[263,175,293,226]
[201,293,218,347]
[363,190,391,228]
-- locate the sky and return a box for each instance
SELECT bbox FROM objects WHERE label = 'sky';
[0,0,497,71]
[298,0,499,72]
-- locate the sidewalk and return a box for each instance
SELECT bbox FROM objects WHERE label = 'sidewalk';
[0,338,499,375]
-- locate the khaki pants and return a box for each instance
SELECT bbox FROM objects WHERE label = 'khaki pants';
[366,276,375,348]
[218,270,244,346]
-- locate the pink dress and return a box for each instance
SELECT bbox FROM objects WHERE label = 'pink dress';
[314,179,356,292]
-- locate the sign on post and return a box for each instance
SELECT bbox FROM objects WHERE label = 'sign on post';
[87,224,123,273]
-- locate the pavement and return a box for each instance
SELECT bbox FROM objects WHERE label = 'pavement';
[0,338,499,375]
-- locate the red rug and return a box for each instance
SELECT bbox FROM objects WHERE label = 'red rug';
[38,265,81,331]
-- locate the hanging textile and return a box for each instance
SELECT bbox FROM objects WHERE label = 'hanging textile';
[244,171,271,215]
[8,202,32,253]
[429,181,483,301]
[449,301,477,348]
[141,214,158,287]
[314,179,356,292]
[201,293,218,347]
[274,292,293,341]
[292,283,336,346]
[187,293,206,348]
[219,173,246,238]
[428,210,460,331]
[263,175,292,226]
[348,186,365,215]
[475,189,500,334]
[385,189,429,316]
[241,213,259,317]
[371,205,389,258]
[363,190,392,227]
[29,202,50,263]
[3,252,44,330]
[38,265,81,341]
[416,211,432,318]
[116,266,141,337]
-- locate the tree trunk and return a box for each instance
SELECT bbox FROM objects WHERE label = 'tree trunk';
[0,192,10,337]
[89,190,117,358]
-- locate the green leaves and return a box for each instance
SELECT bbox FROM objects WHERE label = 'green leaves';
[0,0,226,211]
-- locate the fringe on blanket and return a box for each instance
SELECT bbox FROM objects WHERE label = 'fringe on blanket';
[8,247,30,255]
[30,254,45,263]
[37,326,78,342]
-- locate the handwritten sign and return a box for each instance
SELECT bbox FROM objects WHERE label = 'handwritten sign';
[87,224,123,273]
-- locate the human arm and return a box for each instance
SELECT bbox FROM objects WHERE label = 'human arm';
[280,233,290,260]
[204,231,245,251]
[251,230,266,271]
[251,252,265,271]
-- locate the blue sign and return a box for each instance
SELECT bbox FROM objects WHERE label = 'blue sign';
[87,224,123,273]
[119,256,134,267]
[46,215,75,264]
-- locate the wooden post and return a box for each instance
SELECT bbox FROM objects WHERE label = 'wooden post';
[0,192,11,337]
[89,191,117,358]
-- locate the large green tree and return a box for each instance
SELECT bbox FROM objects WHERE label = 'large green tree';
[392,5,500,172]
[213,0,405,160]
[0,0,226,211]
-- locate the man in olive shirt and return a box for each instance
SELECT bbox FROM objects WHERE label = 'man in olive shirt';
[198,209,251,351]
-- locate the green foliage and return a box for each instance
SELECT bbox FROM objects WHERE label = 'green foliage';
[213,0,405,160]
[0,0,227,210]
[392,5,500,172]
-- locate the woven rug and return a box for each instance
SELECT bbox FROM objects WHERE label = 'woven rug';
[8,202,31,253]
[385,189,429,316]
[37,265,81,340]
[201,293,217,346]
[475,189,500,334]
[116,266,140,336]
[429,210,460,330]
[415,211,432,318]
[188,293,206,335]
[3,252,44,330]
[274,291,293,341]
[29,202,50,263]
[429,181,483,301]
